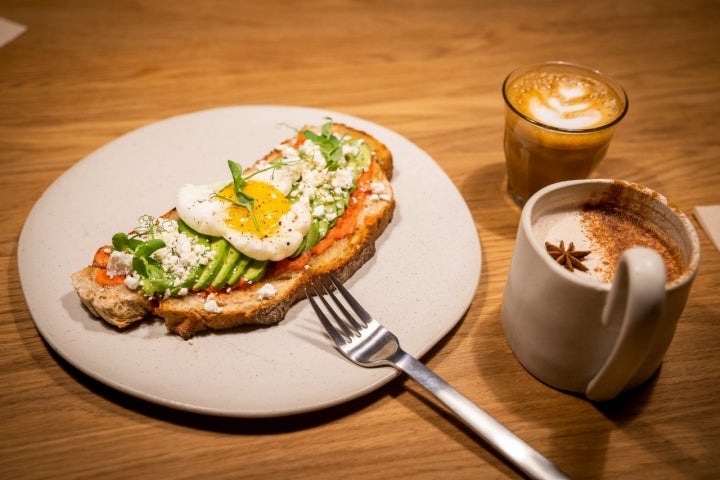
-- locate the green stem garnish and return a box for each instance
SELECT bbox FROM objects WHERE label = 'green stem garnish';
[303,119,344,170]
[216,159,297,231]
[226,160,260,231]
[112,232,142,253]
[112,228,170,296]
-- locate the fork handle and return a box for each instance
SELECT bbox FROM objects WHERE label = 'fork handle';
[393,351,571,480]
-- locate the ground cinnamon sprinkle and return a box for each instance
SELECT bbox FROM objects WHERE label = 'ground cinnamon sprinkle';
[580,184,684,283]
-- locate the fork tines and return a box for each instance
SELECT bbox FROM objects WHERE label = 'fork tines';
[306,274,368,343]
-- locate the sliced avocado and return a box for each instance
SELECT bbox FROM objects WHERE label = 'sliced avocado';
[335,200,346,217]
[304,219,321,250]
[179,264,204,290]
[211,246,240,289]
[243,259,268,283]
[226,254,252,286]
[290,236,307,258]
[317,218,330,239]
[354,141,372,168]
[193,238,229,291]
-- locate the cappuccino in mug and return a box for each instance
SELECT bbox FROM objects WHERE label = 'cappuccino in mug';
[503,62,628,205]
[502,179,700,401]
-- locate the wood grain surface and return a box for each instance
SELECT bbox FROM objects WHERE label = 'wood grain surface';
[1,1,719,478]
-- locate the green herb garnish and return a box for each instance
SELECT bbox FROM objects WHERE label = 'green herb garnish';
[302,119,344,170]
[215,160,260,231]
[111,229,172,296]
[111,231,142,253]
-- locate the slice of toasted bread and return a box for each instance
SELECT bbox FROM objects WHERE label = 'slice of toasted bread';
[71,124,395,339]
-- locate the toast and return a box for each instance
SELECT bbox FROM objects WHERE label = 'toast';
[71,122,395,339]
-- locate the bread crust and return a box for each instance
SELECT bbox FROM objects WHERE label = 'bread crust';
[71,124,395,339]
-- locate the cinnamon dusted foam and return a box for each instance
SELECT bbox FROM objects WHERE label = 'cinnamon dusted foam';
[580,183,684,283]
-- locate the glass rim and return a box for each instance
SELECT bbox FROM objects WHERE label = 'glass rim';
[502,61,629,134]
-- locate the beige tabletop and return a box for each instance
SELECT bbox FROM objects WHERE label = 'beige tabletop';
[1,1,719,478]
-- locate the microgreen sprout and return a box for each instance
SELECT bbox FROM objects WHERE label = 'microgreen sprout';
[228,160,260,230]
[302,118,346,170]
[210,160,260,231]
[111,217,171,297]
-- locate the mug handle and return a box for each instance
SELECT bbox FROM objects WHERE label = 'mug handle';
[585,247,667,401]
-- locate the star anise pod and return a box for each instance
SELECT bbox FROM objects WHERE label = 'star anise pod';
[545,240,591,272]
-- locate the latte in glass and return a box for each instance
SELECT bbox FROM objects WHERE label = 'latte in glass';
[503,62,628,206]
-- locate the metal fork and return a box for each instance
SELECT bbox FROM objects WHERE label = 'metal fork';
[306,274,571,480]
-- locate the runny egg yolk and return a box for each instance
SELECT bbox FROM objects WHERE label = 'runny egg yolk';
[216,181,291,237]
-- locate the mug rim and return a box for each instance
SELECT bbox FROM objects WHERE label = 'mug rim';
[502,61,629,134]
[522,179,701,290]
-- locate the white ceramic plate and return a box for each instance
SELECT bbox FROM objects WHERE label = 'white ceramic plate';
[18,106,481,417]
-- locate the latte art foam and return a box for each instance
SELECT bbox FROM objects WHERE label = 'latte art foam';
[508,71,624,130]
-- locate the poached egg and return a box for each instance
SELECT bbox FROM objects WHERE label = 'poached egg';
[176,175,311,262]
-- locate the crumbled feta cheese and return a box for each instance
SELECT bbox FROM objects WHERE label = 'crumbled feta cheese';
[204,296,223,313]
[342,142,360,156]
[147,219,214,287]
[331,167,355,191]
[107,250,134,277]
[370,181,386,195]
[257,283,277,300]
[369,181,391,202]
[123,274,140,290]
[312,205,326,218]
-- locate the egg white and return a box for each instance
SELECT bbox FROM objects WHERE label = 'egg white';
[176,181,311,262]
[224,201,311,261]
[176,182,227,237]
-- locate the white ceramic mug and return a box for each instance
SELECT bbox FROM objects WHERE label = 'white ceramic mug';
[501,179,700,401]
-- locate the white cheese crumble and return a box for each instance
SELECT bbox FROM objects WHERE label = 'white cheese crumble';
[370,182,392,202]
[312,204,326,218]
[330,168,355,191]
[149,220,214,288]
[123,273,140,290]
[106,250,134,277]
[257,283,277,300]
[369,181,392,202]
[111,218,215,297]
[342,142,360,156]
[204,295,223,313]
[278,136,367,220]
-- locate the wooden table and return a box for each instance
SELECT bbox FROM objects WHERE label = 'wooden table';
[2,1,718,478]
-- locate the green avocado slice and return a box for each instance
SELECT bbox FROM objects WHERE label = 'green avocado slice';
[243,259,268,283]
[226,254,252,286]
[193,238,229,291]
[211,246,241,289]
